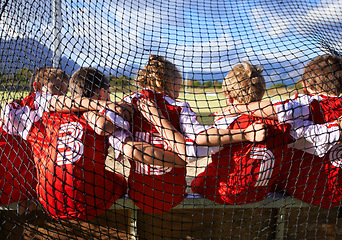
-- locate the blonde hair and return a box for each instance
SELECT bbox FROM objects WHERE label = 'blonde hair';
[223,62,265,103]
[136,55,181,98]
[302,54,342,95]
[30,67,69,93]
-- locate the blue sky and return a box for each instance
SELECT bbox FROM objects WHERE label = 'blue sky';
[1,0,341,86]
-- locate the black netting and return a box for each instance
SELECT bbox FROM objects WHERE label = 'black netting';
[0,0,342,239]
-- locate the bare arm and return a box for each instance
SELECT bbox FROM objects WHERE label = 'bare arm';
[123,140,186,168]
[48,95,89,112]
[83,111,115,136]
[195,121,266,146]
[212,101,277,120]
[49,96,133,122]
[137,98,187,161]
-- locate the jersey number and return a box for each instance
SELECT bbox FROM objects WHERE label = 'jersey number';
[56,122,84,165]
[329,144,342,168]
[250,147,275,187]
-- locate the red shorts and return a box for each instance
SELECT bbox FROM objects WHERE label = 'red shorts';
[191,162,277,205]
[128,162,187,213]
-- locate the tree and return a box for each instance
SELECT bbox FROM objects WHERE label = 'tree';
[193,80,202,88]
[213,80,222,88]
[203,80,213,88]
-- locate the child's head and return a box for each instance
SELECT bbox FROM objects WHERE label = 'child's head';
[137,55,182,99]
[30,67,69,95]
[222,62,265,104]
[70,67,110,100]
[302,54,342,96]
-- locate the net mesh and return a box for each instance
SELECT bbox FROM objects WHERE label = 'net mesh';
[0,0,342,239]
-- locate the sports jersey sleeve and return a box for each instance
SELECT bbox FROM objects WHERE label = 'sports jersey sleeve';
[290,119,340,157]
[185,140,220,163]
[99,108,130,131]
[1,103,39,139]
[274,94,311,124]
[103,108,132,161]
[1,92,52,139]
[108,129,132,162]
[179,102,209,140]
[182,115,239,163]
[213,115,240,129]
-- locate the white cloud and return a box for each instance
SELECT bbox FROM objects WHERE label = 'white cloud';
[305,1,342,23]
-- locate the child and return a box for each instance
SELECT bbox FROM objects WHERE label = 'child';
[21,67,187,220]
[0,67,69,211]
[122,55,266,213]
[214,55,342,208]
[216,54,342,135]
[191,62,298,205]
[22,67,128,220]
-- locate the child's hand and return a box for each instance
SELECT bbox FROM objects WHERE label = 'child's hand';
[136,98,164,126]
[243,121,266,142]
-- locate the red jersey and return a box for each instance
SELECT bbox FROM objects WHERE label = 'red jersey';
[274,93,342,124]
[28,111,127,220]
[274,94,342,208]
[0,93,39,205]
[0,125,35,205]
[278,144,342,208]
[123,89,207,213]
[192,115,293,205]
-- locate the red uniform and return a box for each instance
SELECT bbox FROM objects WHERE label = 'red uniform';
[278,144,342,208]
[0,126,35,205]
[0,93,39,205]
[28,111,127,220]
[274,94,342,208]
[123,89,208,213]
[191,115,293,205]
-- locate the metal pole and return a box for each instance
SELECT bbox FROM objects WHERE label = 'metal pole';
[53,0,61,68]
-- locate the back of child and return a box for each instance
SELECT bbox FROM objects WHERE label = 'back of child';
[0,67,68,206]
[0,126,34,205]
[191,62,294,205]
[276,54,342,208]
[123,55,209,213]
[31,67,127,220]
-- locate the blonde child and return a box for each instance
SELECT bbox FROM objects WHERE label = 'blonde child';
[122,55,266,213]
[212,55,342,208]
[191,62,300,204]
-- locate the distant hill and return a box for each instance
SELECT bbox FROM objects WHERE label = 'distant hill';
[0,38,80,76]
[0,38,301,88]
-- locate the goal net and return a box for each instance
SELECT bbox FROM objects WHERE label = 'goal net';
[0,0,341,239]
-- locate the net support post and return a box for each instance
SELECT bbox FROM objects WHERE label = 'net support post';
[53,0,62,68]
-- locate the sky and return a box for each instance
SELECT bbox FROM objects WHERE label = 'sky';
[0,0,341,86]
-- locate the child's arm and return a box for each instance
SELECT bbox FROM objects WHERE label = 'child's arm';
[123,140,186,168]
[49,95,103,112]
[213,96,311,124]
[83,111,116,136]
[136,98,187,161]
[49,96,133,121]
[212,101,277,120]
[195,121,266,146]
